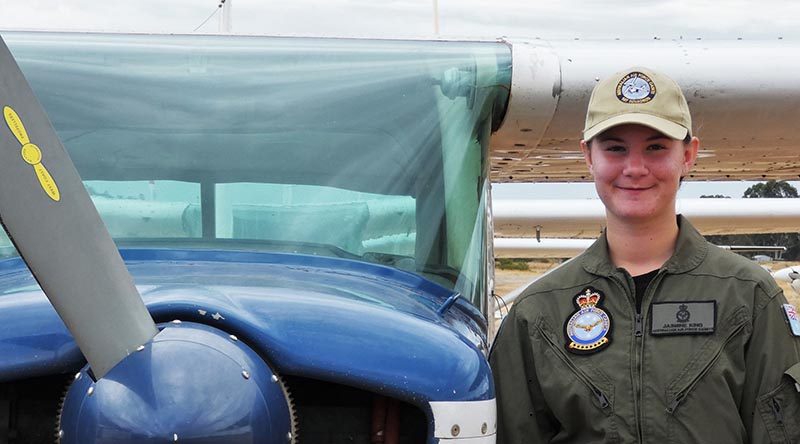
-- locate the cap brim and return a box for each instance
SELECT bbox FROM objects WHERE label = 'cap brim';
[583,113,689,141]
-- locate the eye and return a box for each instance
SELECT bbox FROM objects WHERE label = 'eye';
[647,143,666,151]
[604,145,626,153]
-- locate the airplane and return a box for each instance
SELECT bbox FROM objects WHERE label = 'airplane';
[774,265,800,295]
[491,197,800,258]
[0,30,799,444]
[491,197,800,305]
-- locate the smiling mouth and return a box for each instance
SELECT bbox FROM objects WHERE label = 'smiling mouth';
[618,186,652,191]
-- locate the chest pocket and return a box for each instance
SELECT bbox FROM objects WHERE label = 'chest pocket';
[758,362,800,443]
[534,319,620,443]
[664,306,750,443]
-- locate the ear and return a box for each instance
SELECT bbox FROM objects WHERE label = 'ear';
[682,136,700,176]
[580,139,593,173]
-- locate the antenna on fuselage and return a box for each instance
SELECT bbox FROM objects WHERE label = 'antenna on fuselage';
[219,0,232,33]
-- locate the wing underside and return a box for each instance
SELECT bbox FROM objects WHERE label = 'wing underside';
[491,39,800,183]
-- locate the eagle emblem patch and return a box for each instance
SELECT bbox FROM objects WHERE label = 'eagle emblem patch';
[566,287,612,354]
[616,71,656,104]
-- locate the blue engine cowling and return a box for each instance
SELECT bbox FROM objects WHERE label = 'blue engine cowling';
[59,322,295,443]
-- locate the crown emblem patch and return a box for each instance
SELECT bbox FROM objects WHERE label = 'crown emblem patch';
[565,287,612,354]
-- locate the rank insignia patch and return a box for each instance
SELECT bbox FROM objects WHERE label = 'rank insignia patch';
[783,304,800,337]
[565,287,612,354]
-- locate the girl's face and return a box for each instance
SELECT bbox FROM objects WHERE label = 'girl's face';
[580,124,699,225]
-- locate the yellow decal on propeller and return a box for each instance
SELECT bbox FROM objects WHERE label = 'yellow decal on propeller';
[3,106,61,202]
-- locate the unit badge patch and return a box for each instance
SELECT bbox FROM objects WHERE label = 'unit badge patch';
[565,287,612,354]
[650,301,716,335]
[616,71,657,104]
[782,304,800,337]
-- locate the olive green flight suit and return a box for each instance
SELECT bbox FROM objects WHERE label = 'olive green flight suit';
[490,216,800,443]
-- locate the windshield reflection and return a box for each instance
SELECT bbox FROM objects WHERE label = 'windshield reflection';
[4,32,511,310]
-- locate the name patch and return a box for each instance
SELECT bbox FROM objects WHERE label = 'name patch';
[650,301,716,335]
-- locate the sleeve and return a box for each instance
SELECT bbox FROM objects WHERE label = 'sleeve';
[741,286,800,444]
[489,304,555,444]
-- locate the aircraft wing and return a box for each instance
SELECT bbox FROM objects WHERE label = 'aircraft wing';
[491,39,800,183]
[494,198,800,238]
[494,238,788,259]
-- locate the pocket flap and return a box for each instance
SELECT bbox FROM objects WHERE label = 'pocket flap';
[786,362,800,387]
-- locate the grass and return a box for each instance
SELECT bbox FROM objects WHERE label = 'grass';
[495,258,530,271]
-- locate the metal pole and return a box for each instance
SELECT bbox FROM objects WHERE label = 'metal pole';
[219,0,232,33]
[432,0,440,35]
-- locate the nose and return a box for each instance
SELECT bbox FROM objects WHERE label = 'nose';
[622,151,648,177]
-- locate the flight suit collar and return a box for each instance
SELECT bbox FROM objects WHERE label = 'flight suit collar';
[581,215,708,277]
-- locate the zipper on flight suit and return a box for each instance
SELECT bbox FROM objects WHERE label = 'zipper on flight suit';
[770,398,792,442]
[611,268,666,444]
[634,313,643,337]
[536,324,613,413]
[665,320,747,415]
[771,398,783,425]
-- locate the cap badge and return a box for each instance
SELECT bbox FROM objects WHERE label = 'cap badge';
[616,71,657,104]
[565,287,612,354]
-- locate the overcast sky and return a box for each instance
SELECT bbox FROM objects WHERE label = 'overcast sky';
[2,0,800,39]
[2,0,798,199]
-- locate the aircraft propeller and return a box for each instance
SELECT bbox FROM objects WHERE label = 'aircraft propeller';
[0,36,295,443]
[0,36,158,379]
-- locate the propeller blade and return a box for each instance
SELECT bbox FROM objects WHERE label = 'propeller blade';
[0,36,157,379]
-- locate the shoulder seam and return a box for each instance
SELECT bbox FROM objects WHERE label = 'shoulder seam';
[515,277,605,307]
[683,271,763,285]
[753,286,784,320]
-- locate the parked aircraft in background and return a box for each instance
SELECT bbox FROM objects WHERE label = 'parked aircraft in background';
[774,266,800,295]
[492,198,800,257]
[0,30,799,443]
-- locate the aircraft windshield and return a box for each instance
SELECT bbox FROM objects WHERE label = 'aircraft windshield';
[2,32,511,311]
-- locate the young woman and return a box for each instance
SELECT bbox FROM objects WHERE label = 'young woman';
[490,67,800,443]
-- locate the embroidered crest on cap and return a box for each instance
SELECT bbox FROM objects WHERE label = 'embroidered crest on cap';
[783,304,800,337]
[616,72,657,104]
[565,287,612,354]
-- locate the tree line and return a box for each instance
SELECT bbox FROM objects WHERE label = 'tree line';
[701,180,800,260]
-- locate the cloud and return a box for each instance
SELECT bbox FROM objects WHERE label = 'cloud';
[1,0,798,39]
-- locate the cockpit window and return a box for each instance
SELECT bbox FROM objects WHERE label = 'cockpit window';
[4,32,512,312]
[214,183,416,259]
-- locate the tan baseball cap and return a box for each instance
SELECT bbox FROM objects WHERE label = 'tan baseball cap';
[583,67,692,141]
